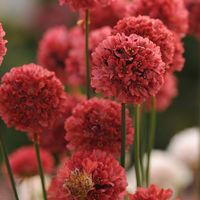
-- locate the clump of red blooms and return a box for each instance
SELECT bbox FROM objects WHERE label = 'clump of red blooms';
[128,0,189,38]
[184,0,200,39]
[48,150,127,200]
[113,16,175,69]
[0,63,67,134]
[146,73,178,112]
[81,0,128,30]
[59,0,113,10]
[38,26,86,86]
[65,97,134,157]
[39,95,81,154]
[91,33,165,104]
[128,184,173,200]
[0,23,7,66]
[3,146,54,178]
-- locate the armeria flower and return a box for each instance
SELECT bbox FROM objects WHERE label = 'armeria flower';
[128,0,189,38]
[48,150,127,200]
[3,146,54,178]
[80,0,128,30]
[0,23,7,66]
[0,63,67,134]
[65,97,134,157]
[39,95,81,154]
[91,33,165,104]
[59,0,113,10]
[146,73,178,111]
[184,0,200,39]
[37,26,85,86]
[128,184,173,200]
[113,16,175,69]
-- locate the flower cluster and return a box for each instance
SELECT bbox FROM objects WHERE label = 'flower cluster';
[0,23,7,66]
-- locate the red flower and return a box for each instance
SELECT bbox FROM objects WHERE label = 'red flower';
[113,16,175,69]
[59,0,113,10]
[0,23,7,66]
[39,95,81,154]
[128,0,189,38]
[3,146,54,178]
[184,0,200,39]
[146,73,178,111]
[129,185,173,200]
[48,150,127,200]
[0,63,67,134]
[91,34,165,104]
[65,97,134,157]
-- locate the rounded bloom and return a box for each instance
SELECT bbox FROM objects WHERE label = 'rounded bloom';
[168,127,200,170]
[91,33,165,104]
[59,0,113,10]
[65,97,134,157]
[128,184,173,200]
[3,146,54,178]
[0,23,7,66]
[0,63,67,134]
[128,0,189,38]
[48,150,127,200]
[113,16,175,68]
[146,73,178,111]
[184,0,200,39]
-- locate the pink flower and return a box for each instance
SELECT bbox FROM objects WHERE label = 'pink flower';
[91,34,165,104]
[65,97,134,157]
[129,184,173,200]
[3,146,54,178]
[128,0,189,38]
[0,23,7,66]
[48,150,127,200]
[59,0,113,10]
[0,63,67,134]
[113,16,175,69]
[184,0,200,39]
[146,73,178,111]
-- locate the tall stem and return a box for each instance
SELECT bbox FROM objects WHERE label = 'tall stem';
[146,97,156,186]
[85,9,90,99]
[134,105,142,187]
[0,132,19,200]
[120,103,126,168]
[33,134,47,200]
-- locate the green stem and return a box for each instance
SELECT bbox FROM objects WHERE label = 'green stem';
[33,135,47,200]
[85,9,90,99]
[0,132,19,200]
[120,103,126,168]
[134,105,142,187]
[146,97,156,186]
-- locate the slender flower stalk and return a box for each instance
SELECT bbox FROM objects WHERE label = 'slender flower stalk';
[120,103,126,168]
[0,132,19,200]
[146,97,156,186]
[85,9,91,99]
[134,105,142,187]
[33,134,47,200]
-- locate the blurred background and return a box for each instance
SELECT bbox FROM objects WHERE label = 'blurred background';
[0,0,199,199]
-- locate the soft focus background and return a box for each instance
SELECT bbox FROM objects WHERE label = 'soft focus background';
[0,0,199,199]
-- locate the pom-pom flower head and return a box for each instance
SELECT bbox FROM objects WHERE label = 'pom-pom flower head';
[48,150,127,200]
[113,16,175,68]
[65,97,134,157]
[0,63,67,134]
[128,0,189,38]
[129,184,173,200]
[91,34,165,104]
[3,146,54,178]
[0,23,7,66]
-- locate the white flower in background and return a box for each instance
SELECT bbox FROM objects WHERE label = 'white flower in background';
[17,175,51,200]
[168,127,200,170]
[127,150,193,198]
